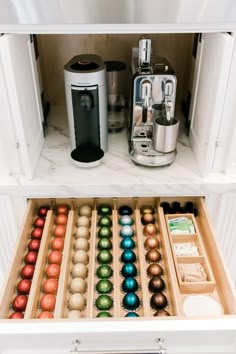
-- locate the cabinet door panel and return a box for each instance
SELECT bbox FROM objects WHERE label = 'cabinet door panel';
[189,33,234,176]
[0,34,44,179]
[0,52,22,175]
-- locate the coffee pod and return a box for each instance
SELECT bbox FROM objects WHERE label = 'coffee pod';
[147,263,163,277]
[98,204,112,216]
[148,276,165,293]
[145,249,161,263]
[143,223,158,237]
[121,263,137,278]
[122,293,140,311]
[119,205,133,215]
[150,293,168,310]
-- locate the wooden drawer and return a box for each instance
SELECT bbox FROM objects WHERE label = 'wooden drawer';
[0,196,236,321]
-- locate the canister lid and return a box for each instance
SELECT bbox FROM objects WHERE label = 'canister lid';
[183,295,224,316]
[70,60,99,71]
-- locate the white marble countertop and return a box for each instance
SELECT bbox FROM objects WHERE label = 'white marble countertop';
[0,106,236,197]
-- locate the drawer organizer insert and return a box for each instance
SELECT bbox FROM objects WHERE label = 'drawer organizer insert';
[0,197,236,320]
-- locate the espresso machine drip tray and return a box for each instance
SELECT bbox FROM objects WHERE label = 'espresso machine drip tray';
[130,140,176,167]
[71,146,104,168]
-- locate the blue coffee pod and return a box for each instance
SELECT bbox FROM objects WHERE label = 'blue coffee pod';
[118,205,133,215]
[120,250,136,263]
[121,277,138,292]
[120,237,135,250]
[121,263,138,278]
[125,312,139,317]
[122,292,140,310]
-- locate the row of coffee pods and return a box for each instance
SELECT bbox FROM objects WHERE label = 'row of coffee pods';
[9,205,50,319]
[141,205,170,317]
[37,204,69,319]
[95,204,113,317]
[161,201,198,216]
[67,205,91,319]
[119,205,140,317]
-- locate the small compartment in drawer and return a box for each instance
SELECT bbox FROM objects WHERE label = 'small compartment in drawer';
[166,214,197,235]
[176,256,215,293]
[172,235,202,257]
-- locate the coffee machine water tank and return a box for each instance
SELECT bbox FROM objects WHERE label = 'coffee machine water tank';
[64,54,107,167]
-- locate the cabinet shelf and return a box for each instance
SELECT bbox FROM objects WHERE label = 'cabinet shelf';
[1,106,235,197]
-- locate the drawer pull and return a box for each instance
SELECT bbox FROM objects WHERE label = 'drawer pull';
[69,337,167,354]
[70,339,80,354]
[155,337,167,354]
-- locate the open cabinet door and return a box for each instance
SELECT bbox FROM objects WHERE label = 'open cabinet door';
[189,32,234,177]
[0,34,44,179]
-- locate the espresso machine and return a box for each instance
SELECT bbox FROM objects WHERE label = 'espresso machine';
[64,54,107,167]
[129,38,179,167]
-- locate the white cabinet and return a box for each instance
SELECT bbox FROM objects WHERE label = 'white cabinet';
[1,31,236,179]
[0,2,236,353]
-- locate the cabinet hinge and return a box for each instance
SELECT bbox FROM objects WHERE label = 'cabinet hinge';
[16,142,20,149]
[215,140,220,147]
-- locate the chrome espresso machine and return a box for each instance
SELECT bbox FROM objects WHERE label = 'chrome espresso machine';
[129,38,179,167]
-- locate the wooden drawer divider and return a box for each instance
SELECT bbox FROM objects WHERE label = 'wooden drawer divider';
[112,204,122,318]
[134,208,152,316]
[86,208,98,318]
[54,210,75,318]
[25,210,54,318]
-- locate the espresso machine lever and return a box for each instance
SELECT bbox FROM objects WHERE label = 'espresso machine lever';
[163,79,174,96]
[141,79,152,123]
[164,98,171,122]
[162,80,174,122]
[138,38,152,69]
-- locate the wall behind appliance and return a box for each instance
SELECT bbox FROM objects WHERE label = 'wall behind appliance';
[38,33,194,107]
